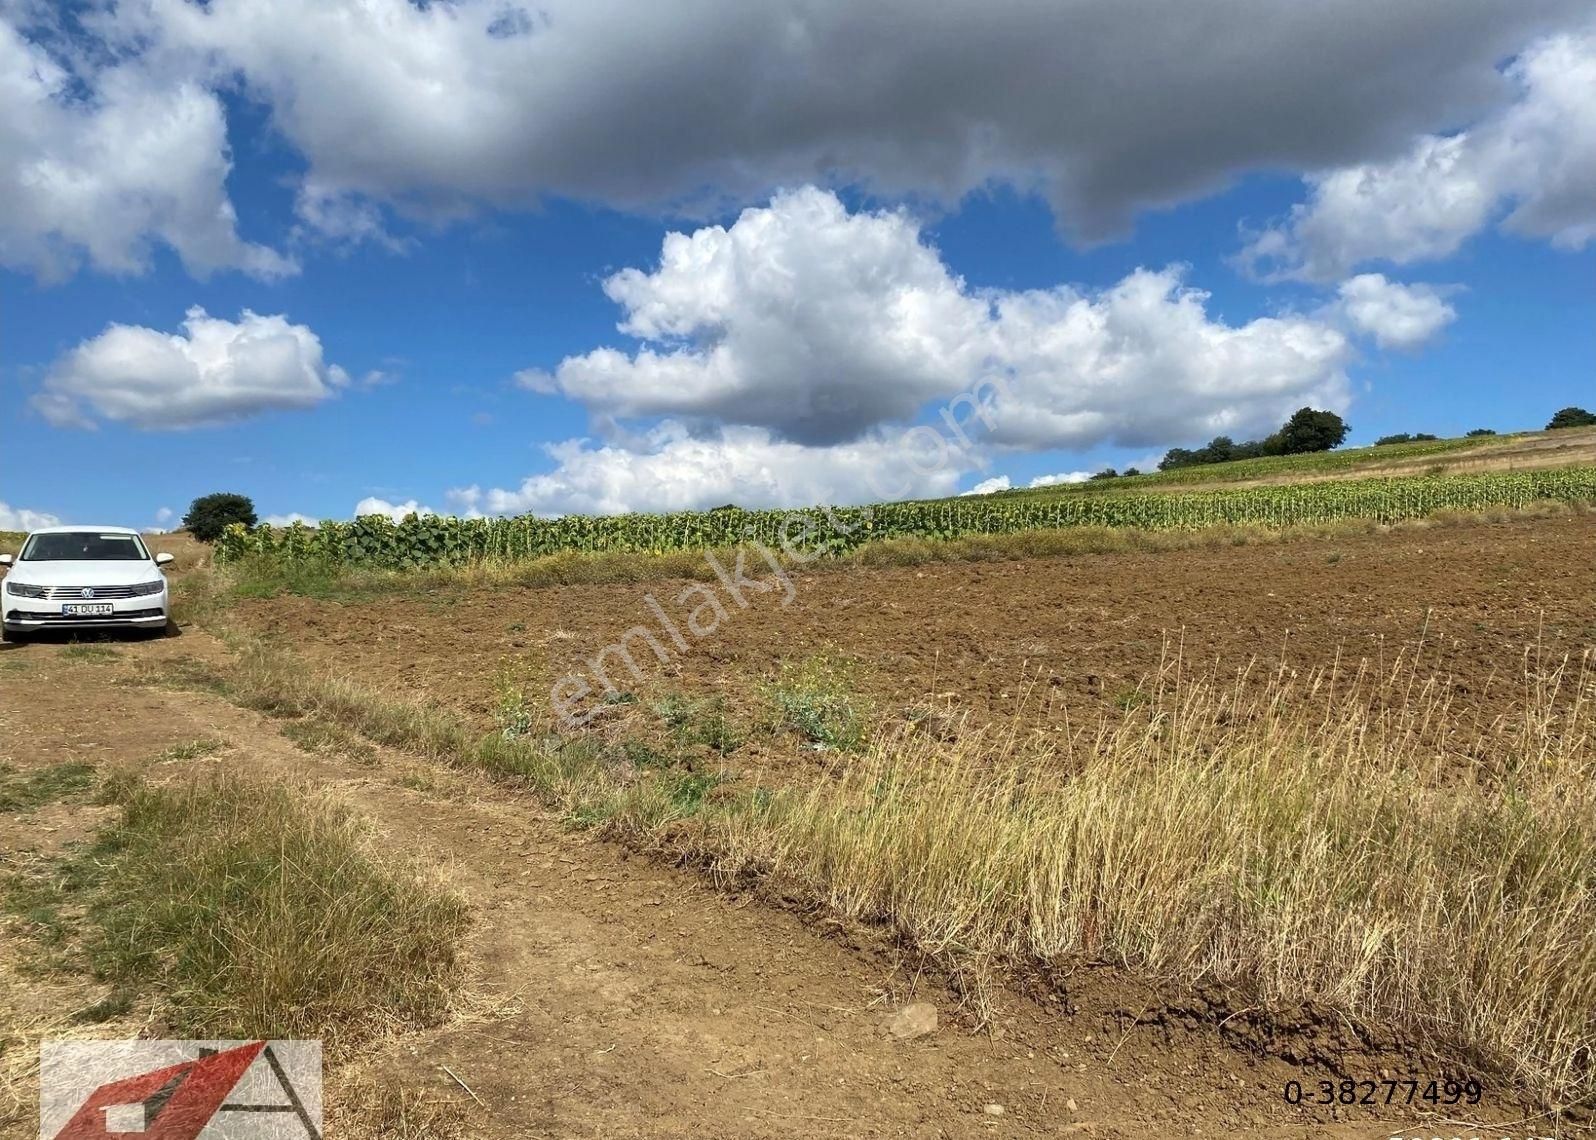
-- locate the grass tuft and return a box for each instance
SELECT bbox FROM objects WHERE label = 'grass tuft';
[280,718,378,765]
[58,645,121,663]
[0,762,96,812]
[331,1077,473,1140]
[13,771,468,1046]
[155,738,225,763]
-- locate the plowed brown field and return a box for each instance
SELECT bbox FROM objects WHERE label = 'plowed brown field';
[236,511,1595,757]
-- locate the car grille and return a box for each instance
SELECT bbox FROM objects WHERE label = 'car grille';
[37,584,154,600]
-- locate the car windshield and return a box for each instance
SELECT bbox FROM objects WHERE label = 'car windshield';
[20,532,150,562]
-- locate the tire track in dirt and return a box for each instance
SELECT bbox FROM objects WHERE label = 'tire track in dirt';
[0,635,1549,1139]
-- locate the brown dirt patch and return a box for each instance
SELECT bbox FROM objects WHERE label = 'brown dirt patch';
[233,511,1596,780]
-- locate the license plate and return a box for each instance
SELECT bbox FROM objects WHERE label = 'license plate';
[62,603,114,617]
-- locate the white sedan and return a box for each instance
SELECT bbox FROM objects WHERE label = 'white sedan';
[1,526,174,642]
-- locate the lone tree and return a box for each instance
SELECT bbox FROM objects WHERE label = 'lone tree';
[1272,407,1349,455]
[1547,406,1596,430]
[183,493,257,543]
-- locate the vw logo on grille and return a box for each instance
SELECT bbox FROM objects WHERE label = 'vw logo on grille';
[80,588,94,599]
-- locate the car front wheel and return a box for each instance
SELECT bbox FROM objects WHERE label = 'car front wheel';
[1,625,23,644]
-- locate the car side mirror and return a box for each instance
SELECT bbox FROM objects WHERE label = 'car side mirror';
[0,554,12,566]
[155,552,175,566]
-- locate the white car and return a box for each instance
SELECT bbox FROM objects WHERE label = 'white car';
[1,526,174,642]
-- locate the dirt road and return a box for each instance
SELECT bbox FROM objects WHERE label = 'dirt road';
[2,629,1561,1139]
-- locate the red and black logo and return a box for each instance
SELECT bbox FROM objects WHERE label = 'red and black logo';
[50,1042,320,1140]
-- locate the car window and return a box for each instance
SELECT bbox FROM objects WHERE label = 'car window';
[20,533,150,562]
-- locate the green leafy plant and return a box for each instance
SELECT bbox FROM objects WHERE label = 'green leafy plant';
[769,656,870,752]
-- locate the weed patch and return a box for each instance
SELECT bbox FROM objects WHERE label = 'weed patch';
[280,718,378,765]
[7,771,467,1046]
[58,645,120,663]
[768,656,870,751]
[0,763,96,812]
[155,738,225,763]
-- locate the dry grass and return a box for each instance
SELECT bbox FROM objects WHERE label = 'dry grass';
[705,647,1596,1109]
[329,1074,475,1140]
[10,770,469,1048]
[152,634,1596,1112]
[0,762,96,812]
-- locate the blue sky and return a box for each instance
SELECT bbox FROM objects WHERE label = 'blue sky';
[2,0,1593,530]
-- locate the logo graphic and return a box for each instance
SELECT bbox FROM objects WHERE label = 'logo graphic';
[40,1040,321,1140]
[80,588,94,600]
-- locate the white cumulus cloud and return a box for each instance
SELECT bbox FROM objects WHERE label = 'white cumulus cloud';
[1238,26,1596,281]
[0,501,60,531]
[468,189,1389,516]
[544,188,990,445]
[1028,471,1095,488]
[262,511,319,527]
[961,469,1098,496]
[532,189,1356,454]
[0,14,292,280]
[37,308,349,430]
[962,476,1012,496]
[454,421,974,518]
[1333,275,1459,351]
[979,268,1353,451]
[354,498,435,523]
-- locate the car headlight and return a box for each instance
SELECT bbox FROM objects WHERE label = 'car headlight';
[4,579,45,598]
[129,580,166,597]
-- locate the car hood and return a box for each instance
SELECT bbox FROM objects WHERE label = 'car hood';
[5,561,165,587]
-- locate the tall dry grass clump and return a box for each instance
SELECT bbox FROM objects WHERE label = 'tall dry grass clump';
[84,771,468,1045]
[711,647,1596,1108]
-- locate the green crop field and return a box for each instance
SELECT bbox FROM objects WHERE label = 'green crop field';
[218,467,1596,571]
[974,432,1524,501]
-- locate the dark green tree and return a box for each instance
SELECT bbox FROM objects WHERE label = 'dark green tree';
[1465,428,1497,437]
[1547,407,1596,430]
[1200,435,1236,464]
[1158,447,1199,471]
[183,493,257,543]
[1273,407,1350,455]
